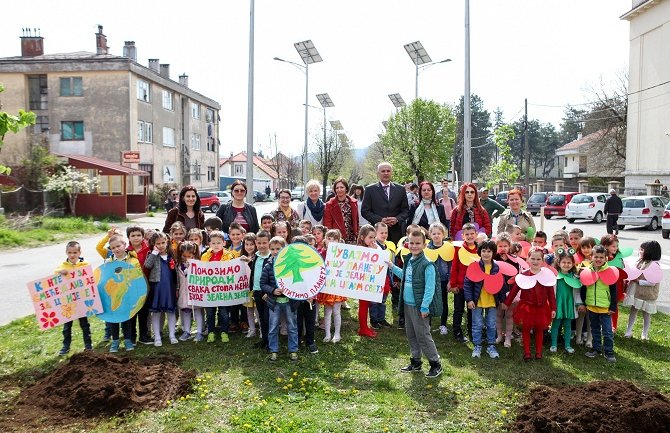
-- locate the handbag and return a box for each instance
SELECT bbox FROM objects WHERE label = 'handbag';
[630,280,659,302]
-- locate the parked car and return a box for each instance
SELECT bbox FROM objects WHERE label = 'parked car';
[253,190,267,202]
[618,196,669,231]
[213,190,232,205]
[291,187,304,201]
[197,191,221,213]
[662,202,670,239]
[565,193,607,223]
[496,191,509,207]
[527,192,549,216]
[544,192,579,219]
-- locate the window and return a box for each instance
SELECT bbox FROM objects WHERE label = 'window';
[163,165,176,183]
[192,103,200,119]
[162,90,173,110]
[99,175,123,196]
[206,108,215,123]
[564,157,567,168]
[208,166,216,182]
[138,121,153,143]
[578,156,587,172]
[61,121,84,140]
[137,121,144,143]
[33,115,49,133]
[28,74,48,110]
[162,127,175,147]
[137,80,150,102]
[597,195,606,203]
[234,163,244,175]
[139,164,154,184]
[191,133,201,150]
[60,77,83,96]
[192,162,201,180]
[207,137,216,152]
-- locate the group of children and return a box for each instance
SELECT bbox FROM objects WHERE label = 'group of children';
[56,212,661,371]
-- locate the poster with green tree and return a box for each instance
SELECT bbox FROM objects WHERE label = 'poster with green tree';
[273,244,326,299]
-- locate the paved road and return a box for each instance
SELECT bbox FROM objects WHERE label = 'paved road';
[2,202,669,325]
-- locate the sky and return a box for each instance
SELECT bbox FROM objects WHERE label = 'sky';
[2,0,632,159]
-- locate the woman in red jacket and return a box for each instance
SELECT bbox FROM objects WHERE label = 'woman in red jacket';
[449,183,491,240]
[324,177,360,244]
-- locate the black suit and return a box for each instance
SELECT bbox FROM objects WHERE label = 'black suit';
[361,182,410,244]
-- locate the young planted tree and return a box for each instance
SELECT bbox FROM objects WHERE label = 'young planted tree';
[380,98,456,182]
[486,125,519,189]
[44,165,100,216]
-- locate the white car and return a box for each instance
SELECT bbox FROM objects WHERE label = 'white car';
[213,190,232,205]
[619,196,669,231]
[661,202,670,239]
[291,187,304,201]
[565,193,607,223]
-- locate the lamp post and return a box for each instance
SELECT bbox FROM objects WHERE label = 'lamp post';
[245,0,255,202]
[404,41,451,100]
[388,93,406,110]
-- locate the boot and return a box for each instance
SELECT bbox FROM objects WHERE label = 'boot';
[400,357,423,373]
[426,360,443,378]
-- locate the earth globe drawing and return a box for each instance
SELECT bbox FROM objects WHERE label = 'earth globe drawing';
[94,261,148,323]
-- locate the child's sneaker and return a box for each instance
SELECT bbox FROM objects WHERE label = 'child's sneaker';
[110,340,120,353]
[471,345,482,358]
[170,337,179,345]
[308,343,319,354]
[245,330,256,338]
[289,352,299,362]
[504,340,512,348]
[221,332,230,343]
[124,339,135,351]
[178,332,192,341]
[58,347,70,356]
[154,340,163,347]
[331,335,341,344]
[426,361,442,378]
[550,346,557,353]
[194,333,204,343]
[323,335,332,343]
[439,325,448,335]
[487,345,500,359]
[495,335,504,344]
[565,347,575,354]
[605,352,617,363]
[207,333,217,343]
[585,349,599,358]
[269,352,278,362]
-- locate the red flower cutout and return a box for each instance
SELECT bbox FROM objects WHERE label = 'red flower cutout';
[169,258,176,270]
[40,311,60,329]
[580,266,619,286]
[466,260,519,295]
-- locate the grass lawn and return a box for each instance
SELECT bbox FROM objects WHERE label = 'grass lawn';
[1,303,669,433]
[0,216,111,249]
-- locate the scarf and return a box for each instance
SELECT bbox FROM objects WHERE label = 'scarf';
[412,199,439,225]
[281,206,293,221]
[306,198,325,222]
[465,205,475,224]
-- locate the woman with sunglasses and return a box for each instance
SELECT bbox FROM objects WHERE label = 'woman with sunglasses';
[449,183,491,240]
[496,188,536,237]
[215,180,260,234]
[163,185,205,233]
[407,181,448,231]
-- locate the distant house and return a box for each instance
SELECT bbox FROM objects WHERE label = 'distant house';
[219,152,278,192]
[555,130,624,179]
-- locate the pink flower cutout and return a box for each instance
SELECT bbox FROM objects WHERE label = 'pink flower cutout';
[40,311,59,329]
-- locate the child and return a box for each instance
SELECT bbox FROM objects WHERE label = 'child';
[104,234,141,352]
[126,225,152,345]
[202,230,236,343]
[575,237,596,347]
[601,234,626,331]
[228,223,245,256]
[503,247,556,361]
[545,234,567,266]
[271,221,292,244]
[317,229,347,343]
[551,250,580,354]
[576,237,596,266]
[250,230,273,350]
[242,233,260,338]
[55,241,93,355]
[568,228,583,252]
[449,223,477,343]
[293,236,319,354]
[533,231,547,250]
[388,230,443,378]
[299,219,313,235]
[260,213,275,232]
[464,240,503,359]
[312,225,326,251]
[305,234,316,247]
[261,236,300,361]
[623,240,662,340]
[204,216,223,235]
[475,232,488,244]
[169,221,187,252]
[357,225,379,338]
[369,222,393,330]
[144,232,178,347]
[187,228,207,254]
[506,224,524,243]
[582,245,618,362]
[227,222,247,333]
[427,222,451,336]
[176,241,204,341]
[494,233,516,347]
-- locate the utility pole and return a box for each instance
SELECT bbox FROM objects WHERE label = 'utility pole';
[523,98,529,193]
[463,0,472,183]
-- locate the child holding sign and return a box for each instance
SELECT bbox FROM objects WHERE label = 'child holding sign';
[388,230,443,378]
[202,230,237,343]
[317,229,346,343]
[176,241,203,341]
[358,225,379,338]
[55,241,93,355]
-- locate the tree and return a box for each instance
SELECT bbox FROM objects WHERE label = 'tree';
[275,245,321,283]
[17,135,59,189]
[314,129,349,200]
[0,84,36,174]
[380,98,456,182]
[486,125,519,188]
[454,94,492,180]
[44,165,100,216]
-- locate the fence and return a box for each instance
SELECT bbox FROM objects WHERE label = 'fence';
[0,186,62,215]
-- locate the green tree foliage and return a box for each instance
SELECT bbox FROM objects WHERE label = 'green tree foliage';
[510,119,561,178]
[486,125,519,188]
[0,84,37,174]
[454,94,492,179]
[275,245,320,283]
[380,98,456,182]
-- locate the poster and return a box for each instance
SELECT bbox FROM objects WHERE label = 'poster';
[95,261,148,323]
[186,258,250,307]
[321,243,388,302]
[26,265,102,330]
[273,243,326,300]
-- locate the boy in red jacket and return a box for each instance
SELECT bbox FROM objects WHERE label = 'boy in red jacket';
[449,223,478,343]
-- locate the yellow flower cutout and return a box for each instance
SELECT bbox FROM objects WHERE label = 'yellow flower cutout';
[61,302,75,319]
[458,247,480,266]
[424,242,455,262]
[384,241,397,254]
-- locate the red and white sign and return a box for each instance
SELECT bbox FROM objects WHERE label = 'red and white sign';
[121,151,140,164]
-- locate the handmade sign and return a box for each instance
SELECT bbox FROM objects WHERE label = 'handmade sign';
[322,243,387,303]
[94,261,148,323]
[186,258,250,306]
[27,265,102,330]
[273,243,326,300]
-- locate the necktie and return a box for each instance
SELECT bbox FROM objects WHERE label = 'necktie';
[383,184,390,199]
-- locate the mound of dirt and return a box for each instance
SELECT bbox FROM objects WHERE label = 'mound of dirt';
[2,351,195,431]
[510,380,670,433]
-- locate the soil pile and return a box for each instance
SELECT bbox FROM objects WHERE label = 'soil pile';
[2,351,195,431]
[510,380,670,433]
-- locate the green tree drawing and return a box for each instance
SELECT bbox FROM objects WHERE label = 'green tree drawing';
[275,246,320,283]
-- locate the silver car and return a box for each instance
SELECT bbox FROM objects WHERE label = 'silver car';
[662,202,670,239]
[619,195,669,231]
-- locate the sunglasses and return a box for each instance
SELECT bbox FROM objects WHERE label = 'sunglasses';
[233,189,246,193]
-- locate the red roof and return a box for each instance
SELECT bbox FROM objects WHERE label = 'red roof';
[56,153,149,176]
[555,129,607,153]
[219,152,278,179]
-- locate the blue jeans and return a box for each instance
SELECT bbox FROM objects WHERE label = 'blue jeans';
[268,302,298,353]
[589,310,614,355]
[206,306,229,334]
[472,306,497,346]
[369,293,388,323]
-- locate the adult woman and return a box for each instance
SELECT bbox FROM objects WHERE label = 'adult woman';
[163,185,205,233]
[296,179,325,226]
[324,177,359,244]
[407,181,448,231]
[271,189,300,227]
[449,183,491,239]
[349,184,369,226]
[215,180,259,234]
[496,188,536,236]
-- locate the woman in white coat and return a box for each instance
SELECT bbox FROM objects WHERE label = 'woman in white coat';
[297,179,325,227]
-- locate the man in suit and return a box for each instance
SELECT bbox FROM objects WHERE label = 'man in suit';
[362,162,410,244]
